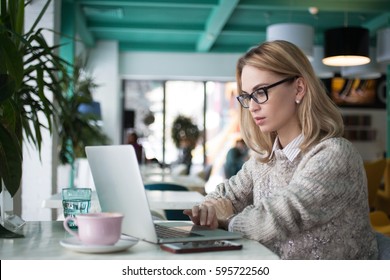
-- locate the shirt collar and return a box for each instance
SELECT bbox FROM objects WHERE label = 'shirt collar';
[270,134,304,162]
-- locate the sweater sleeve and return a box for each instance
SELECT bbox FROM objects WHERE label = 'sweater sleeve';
[205,155,271,213]
[229,138,368,243]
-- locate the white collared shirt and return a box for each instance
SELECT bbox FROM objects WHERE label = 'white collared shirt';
[270,133,304,162]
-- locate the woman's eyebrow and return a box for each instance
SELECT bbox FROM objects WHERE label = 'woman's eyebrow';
[241,82,267,94]
[251,83,267,91]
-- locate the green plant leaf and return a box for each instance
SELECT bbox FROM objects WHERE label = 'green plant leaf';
[0,0,72,196]
[0,74,15,103]
[14,0,24,36]
[0,122,22,197]
[0,31,23,88]
[56,56,111,166]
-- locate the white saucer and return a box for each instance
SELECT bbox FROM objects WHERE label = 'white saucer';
[60,237,138,254]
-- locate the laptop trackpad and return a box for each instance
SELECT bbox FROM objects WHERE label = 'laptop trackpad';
[158,221,213,232]
[176,225,213,232]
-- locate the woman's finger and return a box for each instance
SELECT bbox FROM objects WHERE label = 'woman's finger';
[198,203,211,226]
[192,204,200,218]
[206,205,216,226]
[183,208,200,225]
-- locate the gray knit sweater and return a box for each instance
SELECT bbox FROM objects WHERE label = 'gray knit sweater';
[207,137,378,259]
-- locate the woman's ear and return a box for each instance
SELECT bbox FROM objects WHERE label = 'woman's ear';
[295,77,306,101]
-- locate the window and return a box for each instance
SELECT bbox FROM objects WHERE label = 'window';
[123,79,240,190]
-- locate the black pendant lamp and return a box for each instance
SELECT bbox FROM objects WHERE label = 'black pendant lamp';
[323,27,370,67]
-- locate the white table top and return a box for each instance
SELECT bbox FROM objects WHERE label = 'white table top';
[143,174,206,192]
[42,190,204,210]
[0,221,280,260]
[146,190,203,210]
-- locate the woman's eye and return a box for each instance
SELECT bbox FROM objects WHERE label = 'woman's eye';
[241,94,250,99]
[254,89,265,96]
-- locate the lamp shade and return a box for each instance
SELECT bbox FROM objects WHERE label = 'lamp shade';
[266,23,314,61]
[311,46,337,78]
[323,27,370,66]
[341,48,382,79]
[376,27,390,64]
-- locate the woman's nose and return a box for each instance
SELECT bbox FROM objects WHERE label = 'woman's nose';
[249,98,260,112]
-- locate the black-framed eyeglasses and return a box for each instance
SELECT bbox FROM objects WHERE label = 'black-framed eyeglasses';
[236,76,298,108]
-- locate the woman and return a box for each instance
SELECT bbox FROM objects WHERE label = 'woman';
[184,40,378,259]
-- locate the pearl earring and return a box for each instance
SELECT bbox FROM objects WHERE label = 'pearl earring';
[295,100,301,104]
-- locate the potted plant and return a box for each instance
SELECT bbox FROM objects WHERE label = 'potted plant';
[57,56,110,187]
[171,115,200,174]
[0,0,70,197]
[0,0,74,234]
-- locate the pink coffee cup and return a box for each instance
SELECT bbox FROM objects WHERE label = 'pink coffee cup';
[63,212,124,245]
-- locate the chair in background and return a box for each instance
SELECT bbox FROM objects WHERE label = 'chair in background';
[376,159,390,216]
[196,164,213,182]
[363,158,386,211]
[375,232,390,260]
[370,210,390,237]
[170,164,188,176]
[144,183,190,221]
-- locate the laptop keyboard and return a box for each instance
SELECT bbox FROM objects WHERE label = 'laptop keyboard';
[155,224,201,238]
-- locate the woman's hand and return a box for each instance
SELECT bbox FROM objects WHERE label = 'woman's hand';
[183,198,234,229]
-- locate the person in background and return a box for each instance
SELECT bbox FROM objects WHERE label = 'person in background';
[126,132,144,164]
[224,139,249,178]
[175,138,193,175]
[184,40,378,259]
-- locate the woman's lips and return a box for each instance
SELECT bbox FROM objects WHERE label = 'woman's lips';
[254,116,266,125]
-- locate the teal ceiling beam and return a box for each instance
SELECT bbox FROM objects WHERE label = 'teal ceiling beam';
[363,13,390,35]
[76,3,95,47]
[88,25,202,35]
[239,0,390,13]
[197,0,239,52]
[120,42,196,52]
[87,21,203,31]
[78,0,390,12]
[77,0,217,8]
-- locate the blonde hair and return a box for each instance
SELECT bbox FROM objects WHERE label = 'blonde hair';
[236,40,344,162]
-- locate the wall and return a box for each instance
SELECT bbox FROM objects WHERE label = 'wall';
[341,108,386,161]
[88,41,121,145]
[120,52,241,81]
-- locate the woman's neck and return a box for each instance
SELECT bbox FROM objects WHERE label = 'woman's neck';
[277,129,302,148]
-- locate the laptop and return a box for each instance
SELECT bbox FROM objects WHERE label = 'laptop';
[85,145,242,244]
